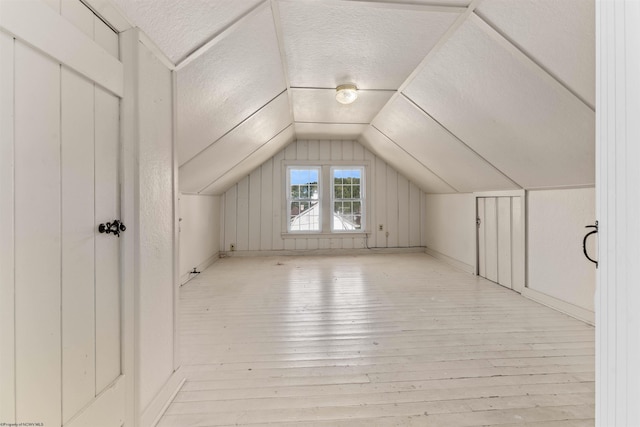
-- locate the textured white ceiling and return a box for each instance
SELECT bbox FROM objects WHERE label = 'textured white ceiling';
[113,0,596,193]
[110,0,262,63]
[476,0,595,107]
[278,1,460,89]
[292,89,394,124]
[403,15,594,189]
[179,92,292,194]
[176,5,287,166]
[373,96,519,192]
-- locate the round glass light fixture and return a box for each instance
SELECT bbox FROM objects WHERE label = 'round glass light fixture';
[335,84,358,105]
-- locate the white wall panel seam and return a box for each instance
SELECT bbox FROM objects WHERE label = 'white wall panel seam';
[473,10,595,112]
[370,124,459,192]
[174,1,270,70]
[198,123,294,194]
[400,93,522,189]
[181,89,288,168]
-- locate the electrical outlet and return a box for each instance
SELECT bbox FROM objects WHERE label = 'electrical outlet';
[230,243,236,251]
[378,224,384,231]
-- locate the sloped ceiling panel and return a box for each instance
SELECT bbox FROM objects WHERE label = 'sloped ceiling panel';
[177,4,287,165]
[179,92,291,194]
[373,95,519,192]
[476,0,595,107]
[292,88,394,124]
[404,15,595,189]
[278,1,460,89]
[201,126,296,195]
[110,0,263,63]
[295,123,368,141]
[360,127,455,194]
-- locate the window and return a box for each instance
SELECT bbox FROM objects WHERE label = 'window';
[331,167,364,232]
[284,164,367,235]
[287,167,320,232]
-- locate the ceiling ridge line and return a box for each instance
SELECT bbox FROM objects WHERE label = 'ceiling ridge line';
[180,89,288,168]
[290,87,398,92]
[295,121,371,125]
[369,124,459,193]
[473,10,595,112]
[279,0,465,14]
[401,93,523,190]
[365,0,482,138]
[269,0,296,127]
[174,0,270,71]
[198,123,295,194]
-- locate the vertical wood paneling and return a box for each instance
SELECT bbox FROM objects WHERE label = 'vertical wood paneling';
[420,192,427,247]
[221,140,427,252]
[331,140,342,160]
[497,197,512,289]
[94,86,120,393]
[248,169,261,251]
[386,167,399,247]
[224,185,237,251]
[319,140,331,160]
[375,157,387,247]
[14,42,61,426]
[397,174,409,247]
[0,33,15,424]
[236,179,249,250]
[511,196,525,292]
[477,198,486,277]
[484,197,499,282]
[272,150,284,250]
[409,182,421,247]
[61,67,95,422]
[94,17,118,58]
[307,140,319,160]
[342,140,354,160]
[297,140,308,160]
[596,3,640,425]
[260,159,273,250]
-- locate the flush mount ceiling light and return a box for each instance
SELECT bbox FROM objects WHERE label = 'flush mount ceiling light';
[335,84,358,105]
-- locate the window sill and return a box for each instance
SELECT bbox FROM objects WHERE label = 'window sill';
[281,232,370,239]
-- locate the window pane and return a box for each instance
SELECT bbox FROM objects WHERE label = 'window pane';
[310,184,318,199]
[353,185,360,198]
[353,201,361,215]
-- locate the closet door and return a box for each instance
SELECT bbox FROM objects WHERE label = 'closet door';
[484,197,499,283]
[497,197,512,289]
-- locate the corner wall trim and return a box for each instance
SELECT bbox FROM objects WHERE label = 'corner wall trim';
[522,287,594,326]
[180,252,220,285]
[424,247,475,274]
[139,366,185,427]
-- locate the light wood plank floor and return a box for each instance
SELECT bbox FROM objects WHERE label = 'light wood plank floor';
[159,253,594,427]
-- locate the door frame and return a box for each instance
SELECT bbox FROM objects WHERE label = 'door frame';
[473,189,526,293]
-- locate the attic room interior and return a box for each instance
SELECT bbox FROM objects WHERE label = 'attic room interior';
[1,0,639,426]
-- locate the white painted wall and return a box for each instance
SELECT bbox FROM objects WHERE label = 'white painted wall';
[423,193,475,270]
[221,140,427,252]
[136,39,176,414]
[179,194,221,282]
[527,188,596,313]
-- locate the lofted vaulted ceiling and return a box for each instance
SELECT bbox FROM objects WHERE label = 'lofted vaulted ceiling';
[111,0,595,195]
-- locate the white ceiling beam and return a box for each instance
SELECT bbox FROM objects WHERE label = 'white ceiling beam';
[175,0,270,71]
[473,10,595,112]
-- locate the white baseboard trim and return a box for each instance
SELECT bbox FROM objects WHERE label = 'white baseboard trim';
[180,252,219,285]
[220,247,426,257]
[522,287,595,326]
[424,247,475,274]
[140,366,185,427]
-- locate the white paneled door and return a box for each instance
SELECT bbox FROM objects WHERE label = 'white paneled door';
[0,2,126,425]
[476,195,525,291]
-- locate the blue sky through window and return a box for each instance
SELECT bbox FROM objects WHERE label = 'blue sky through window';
[334,169,361,179]
[291,169,318,185]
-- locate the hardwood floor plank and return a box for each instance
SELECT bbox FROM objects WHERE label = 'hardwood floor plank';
[160,254,594,426]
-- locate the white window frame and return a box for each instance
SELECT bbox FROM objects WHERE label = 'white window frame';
[286,166,322,233]
[330,166,366,233]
